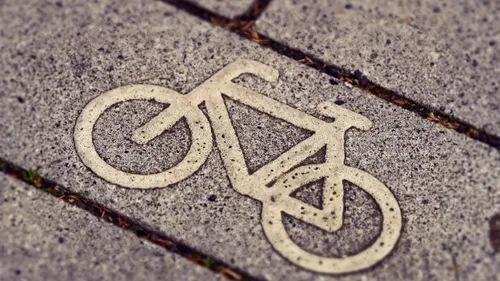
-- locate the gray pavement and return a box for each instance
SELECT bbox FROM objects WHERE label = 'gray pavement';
[1,0,499,281]
[0,174,223,281]
[189,0,254,18]
[255,0,500,135]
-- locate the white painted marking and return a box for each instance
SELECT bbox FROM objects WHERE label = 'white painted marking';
[74,59,402,274]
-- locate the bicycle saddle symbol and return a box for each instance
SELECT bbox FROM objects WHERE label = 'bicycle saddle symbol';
[74,59,402,274]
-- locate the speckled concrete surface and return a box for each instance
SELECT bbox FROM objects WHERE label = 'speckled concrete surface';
[1,0,499,281]
[0,174,223,281]
[187,0,254,18]
[255,0,500,136]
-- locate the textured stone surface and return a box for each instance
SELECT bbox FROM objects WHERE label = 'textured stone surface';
[0,174,222,281]
[1,0,499,280]
[255,0,500,135]
[188,0,254,18]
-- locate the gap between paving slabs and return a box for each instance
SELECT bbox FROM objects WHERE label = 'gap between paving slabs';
[162,0,500,150]
[0,158,262,281]
[2,1,498,280]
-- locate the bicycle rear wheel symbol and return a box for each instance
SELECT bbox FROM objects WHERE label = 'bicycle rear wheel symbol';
[74,60,402,274]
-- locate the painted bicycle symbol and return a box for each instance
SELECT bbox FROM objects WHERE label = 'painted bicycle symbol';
[74,60,401,274]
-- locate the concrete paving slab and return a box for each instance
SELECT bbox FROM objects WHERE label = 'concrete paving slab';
[1,0,499,280]
[0,174,223,281]
[187,0,254,18]
[255,0,500,136]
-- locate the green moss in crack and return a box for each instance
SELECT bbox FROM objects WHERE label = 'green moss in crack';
[22,169,41,188]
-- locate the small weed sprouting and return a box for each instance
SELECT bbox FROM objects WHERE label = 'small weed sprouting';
[203,257,216,269]
[22,169,41,188]
[54,185,89,196]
